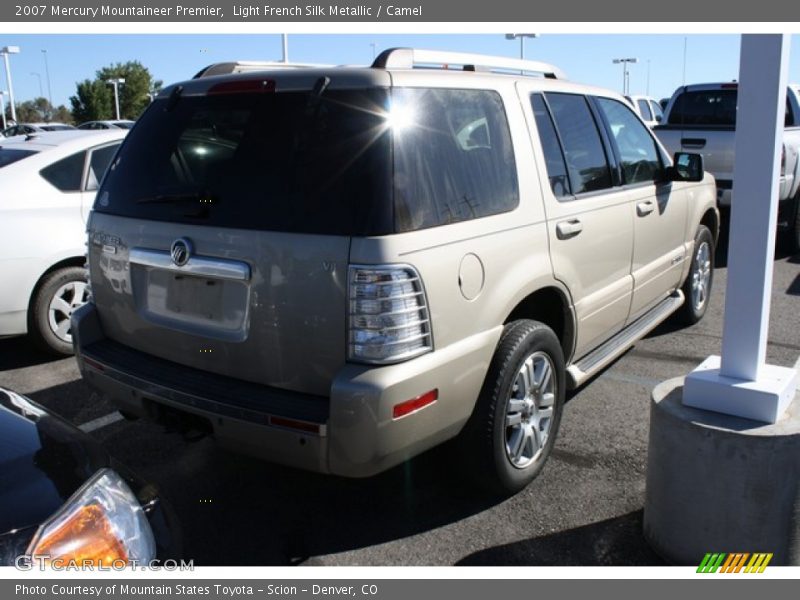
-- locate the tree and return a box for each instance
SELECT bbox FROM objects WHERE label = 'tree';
[69,61,161,122]
[7,97,71,124]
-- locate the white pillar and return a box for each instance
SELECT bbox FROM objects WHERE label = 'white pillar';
[683,34,798,423]
[2,52,16,123]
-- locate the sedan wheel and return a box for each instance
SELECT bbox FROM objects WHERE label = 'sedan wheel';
[47,280,89,344]
[29,266,89,355]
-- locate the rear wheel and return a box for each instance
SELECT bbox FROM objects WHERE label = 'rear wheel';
[461,320,565,495]
[678,225,714,325]
[29,266,89,356]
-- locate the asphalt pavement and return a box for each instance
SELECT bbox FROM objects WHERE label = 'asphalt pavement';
[2,235,798,566]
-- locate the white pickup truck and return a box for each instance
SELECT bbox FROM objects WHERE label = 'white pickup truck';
[655,82,800,250]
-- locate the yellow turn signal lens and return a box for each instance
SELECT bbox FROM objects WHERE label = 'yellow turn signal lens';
[29,504,128,566]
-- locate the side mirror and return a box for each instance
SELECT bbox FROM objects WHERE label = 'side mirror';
[668,152,704,182]
[655,114,663,123]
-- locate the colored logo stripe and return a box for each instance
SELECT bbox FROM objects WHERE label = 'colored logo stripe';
[697,553,773,573]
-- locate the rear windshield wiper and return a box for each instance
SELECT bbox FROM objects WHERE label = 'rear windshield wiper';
[135,191,218,205]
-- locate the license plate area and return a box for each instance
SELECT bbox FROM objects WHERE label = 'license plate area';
[164,273,224,321]
[131,266,250,342]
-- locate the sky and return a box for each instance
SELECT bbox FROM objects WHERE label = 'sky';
[1,33,800,109]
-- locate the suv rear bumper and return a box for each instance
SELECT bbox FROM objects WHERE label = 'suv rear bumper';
[72,303,500,477]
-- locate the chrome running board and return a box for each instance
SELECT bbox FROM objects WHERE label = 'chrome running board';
[566,291,684,389]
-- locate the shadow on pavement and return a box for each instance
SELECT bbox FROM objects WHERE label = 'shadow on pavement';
[100,423,506,566]
[0,337,63,370]
[456,510,663,566]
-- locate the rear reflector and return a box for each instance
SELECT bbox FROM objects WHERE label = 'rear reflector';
[393,389,438,419]
[208,79,276,95]
[269,415,320,435]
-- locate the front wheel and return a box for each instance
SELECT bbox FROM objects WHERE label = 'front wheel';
[677,225,714,325]
[461,320,566,495]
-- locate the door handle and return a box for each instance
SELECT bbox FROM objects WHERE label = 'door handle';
[637,201,656,216]
[556,219,583,239]
[681,137,706,149]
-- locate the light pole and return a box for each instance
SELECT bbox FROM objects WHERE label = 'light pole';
[41,49,52,109]
[646,59,651,96]
[106,77,125,120]
[281,34,288,63]
[612,57,638,95]
[370,42,377,60]
[0,91,6,129]
[505,33,540,60]
[1,46,20,123]
[31,72,43,97]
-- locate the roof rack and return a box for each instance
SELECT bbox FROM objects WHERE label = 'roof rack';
[193,61,330,79]
[371,48,566,80]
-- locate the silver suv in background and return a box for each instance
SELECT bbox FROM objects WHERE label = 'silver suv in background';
[73,49,718,494]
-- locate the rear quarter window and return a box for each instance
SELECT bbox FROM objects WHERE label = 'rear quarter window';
[40,151,86,192]
[392,87,519,232]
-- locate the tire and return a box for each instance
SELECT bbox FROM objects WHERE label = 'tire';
[29,266,89,356]
[677,225,715,326]
[461,319,566,495]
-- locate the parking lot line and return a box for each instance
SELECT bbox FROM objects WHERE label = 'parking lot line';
[78,410,123,433]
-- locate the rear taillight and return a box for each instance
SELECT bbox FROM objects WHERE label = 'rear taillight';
[348,265,432,364]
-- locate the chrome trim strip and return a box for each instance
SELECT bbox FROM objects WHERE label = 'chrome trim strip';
[129,248,251,282]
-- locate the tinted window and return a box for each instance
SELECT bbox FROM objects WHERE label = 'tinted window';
[531,94,570,198]
[85,143,121,191]
[545,93,612,194]
[96,89,393,236]
[392,88,518,232]
[637,99,653,121]
[597,98,663,185]
[667,89,738,126]
[40,151,86,192]
[0,148,37,167]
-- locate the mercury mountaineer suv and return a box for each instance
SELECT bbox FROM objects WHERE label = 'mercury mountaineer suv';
[73,48,719,493]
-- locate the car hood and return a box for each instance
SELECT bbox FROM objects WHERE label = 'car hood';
[0,388,111,536]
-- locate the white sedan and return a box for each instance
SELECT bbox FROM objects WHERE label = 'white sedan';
[0,130,127,354]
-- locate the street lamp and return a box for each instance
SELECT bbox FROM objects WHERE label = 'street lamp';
[31,72,43,98]
[281,34,288,64]
[505,33,540,60]
[612,57,638,96]
[0,90,6,129]
[106,77,125,120]
[1,46,20,123]
[41,49,53,109]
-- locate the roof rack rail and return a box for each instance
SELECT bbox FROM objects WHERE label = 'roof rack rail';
[371,47,566,80]
[193,61,330,79]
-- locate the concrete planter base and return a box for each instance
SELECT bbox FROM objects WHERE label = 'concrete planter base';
[643,377,800,565]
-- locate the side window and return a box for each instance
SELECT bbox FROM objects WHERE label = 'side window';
[786,97,795,128]
[85,143,121,191]
[637,99,653,121]
[544,93,613,195]
[392,88,519,232]
[650,100,664,122]
[531,94,570,198]
[596,97,664,185]
[40,151,87,192]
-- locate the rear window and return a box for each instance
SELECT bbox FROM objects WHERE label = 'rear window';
[96,88,394,236]
[96,85,519,235]
[668,89,738,126]
[0,148,37,168]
